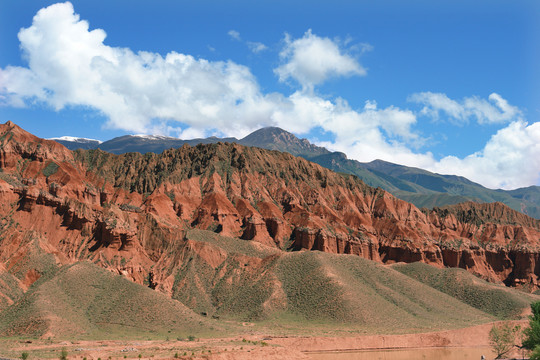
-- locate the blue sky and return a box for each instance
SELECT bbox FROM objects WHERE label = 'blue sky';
[0,0,539,189]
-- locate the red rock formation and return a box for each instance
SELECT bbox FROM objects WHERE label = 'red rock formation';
[0,120,539,297]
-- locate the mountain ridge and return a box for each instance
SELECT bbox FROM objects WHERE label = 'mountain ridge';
[54,126,540,219]
[3,120,540,283]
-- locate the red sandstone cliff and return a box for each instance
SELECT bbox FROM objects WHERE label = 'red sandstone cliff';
[0,120,539,299]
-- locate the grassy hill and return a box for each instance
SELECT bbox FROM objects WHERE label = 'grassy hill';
[275,251,494,333]
[392,261,539,319]
[0,261,222,339]
[1,230,539,339]
[169,230,540,334]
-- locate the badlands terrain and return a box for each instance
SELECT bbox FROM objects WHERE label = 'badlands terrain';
[0,120,539,358]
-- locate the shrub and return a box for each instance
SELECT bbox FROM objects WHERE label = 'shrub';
[43,162,59,177]
[524,302,540,350]
[21,352,29,360]
[531,345,540,360]
[59,348,68,360]
[489,323,520,359]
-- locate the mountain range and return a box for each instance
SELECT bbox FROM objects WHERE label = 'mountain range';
[0,120,539,344]
[54,127,540,219]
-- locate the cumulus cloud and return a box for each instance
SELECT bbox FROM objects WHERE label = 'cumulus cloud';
[0,3,377,140]
[0,2,537,189]
[409,91,522,124]
[271,93,431,170]
[274,29,366,91]
[320,117,540,190]
[431,120,540,189]
[0,3,278,135]
[271,90,537,189]
[272,93,418,140]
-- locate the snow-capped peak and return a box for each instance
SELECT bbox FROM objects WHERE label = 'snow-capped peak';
[49,136,103,144]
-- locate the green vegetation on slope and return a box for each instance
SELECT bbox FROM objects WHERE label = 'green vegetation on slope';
[4,238,58,281]
[187,229,279,258]
[172,230,281,321]
[393,261,540,319]
[172,231,526,334]
[0,270,23,312]
[278,252,494,332]
[2,228,538,340]
[362,160,540,219]
[277,252,350,322]
[396,192,478,209]
[0,262,221,339]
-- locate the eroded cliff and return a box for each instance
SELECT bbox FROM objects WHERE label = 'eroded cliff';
[1,120,539,303]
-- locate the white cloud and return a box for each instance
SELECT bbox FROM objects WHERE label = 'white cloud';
[247,41,268,53]
[228,29,267,53]
[0,3,277,135]
[274,29,366,91]
[0,2,537,190]
[356,42,374,53]
[430,120,540,189]
[409,91,522,124]
[319,117,540,190]
[175,126,208,140]
[277,91,536,190]
[271,92,427,166]
[228,30,241,41]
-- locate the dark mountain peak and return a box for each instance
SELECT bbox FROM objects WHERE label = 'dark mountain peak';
[240,126,329,158]
[241,126,296,143]
[367,159,398,168]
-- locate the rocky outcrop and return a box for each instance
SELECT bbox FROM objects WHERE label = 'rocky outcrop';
[0,121,540,296]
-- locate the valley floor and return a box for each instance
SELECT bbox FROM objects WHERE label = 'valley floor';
[2,320,525,360]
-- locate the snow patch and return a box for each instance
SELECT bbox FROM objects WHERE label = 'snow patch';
[49,136,103,143]
[132,134,177,140]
